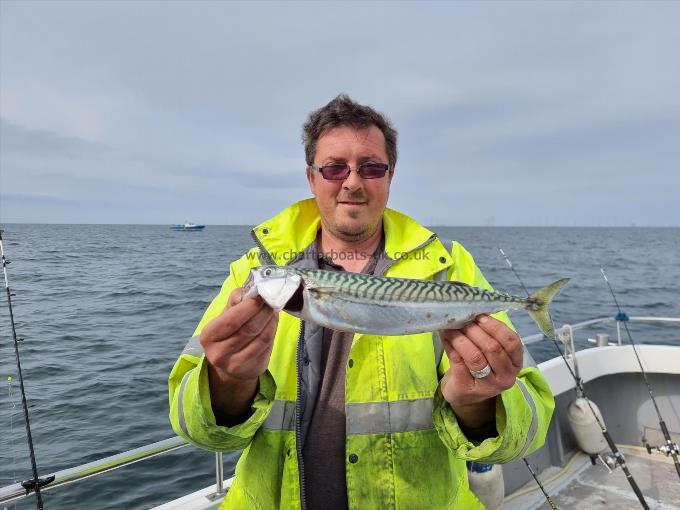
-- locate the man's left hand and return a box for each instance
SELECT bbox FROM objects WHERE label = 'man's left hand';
[439,314,523,428]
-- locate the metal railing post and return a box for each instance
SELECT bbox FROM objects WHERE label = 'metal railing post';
[558,324,580,382]
[215,452,224,494]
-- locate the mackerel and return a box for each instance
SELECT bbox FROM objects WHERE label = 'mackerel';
[243,266,569,338]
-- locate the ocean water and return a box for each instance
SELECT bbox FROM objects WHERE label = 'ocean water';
[0,224,678,509]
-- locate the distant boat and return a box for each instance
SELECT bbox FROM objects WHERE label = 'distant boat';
[170,220,205,232]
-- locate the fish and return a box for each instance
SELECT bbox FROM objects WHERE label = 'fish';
[242,265,569,338]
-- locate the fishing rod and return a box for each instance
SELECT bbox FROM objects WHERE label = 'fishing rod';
[600,268,680,480]
[497,246,650,510]
[497,248,559,509]
[522,458,558,510]
[1,229,52,509]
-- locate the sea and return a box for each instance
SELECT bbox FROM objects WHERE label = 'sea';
[0,224,678,509]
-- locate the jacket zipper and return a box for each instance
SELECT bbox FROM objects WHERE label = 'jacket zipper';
[295,320,308,510]
[252,228,439,509]
[250,229,275,265]
[251,227,309,508]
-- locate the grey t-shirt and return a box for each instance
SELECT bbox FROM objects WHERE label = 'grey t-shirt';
[302,235,383,510]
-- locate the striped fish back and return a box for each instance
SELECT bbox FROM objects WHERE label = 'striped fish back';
[296,269,523,305]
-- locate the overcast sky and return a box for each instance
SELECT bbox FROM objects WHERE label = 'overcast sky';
[1,1,679,226]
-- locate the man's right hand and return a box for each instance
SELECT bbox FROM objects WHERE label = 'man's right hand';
[199,287,278,424]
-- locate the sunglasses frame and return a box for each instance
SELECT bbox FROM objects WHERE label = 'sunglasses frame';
[310,162,390,180]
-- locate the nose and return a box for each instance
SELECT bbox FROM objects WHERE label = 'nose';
[342,166,364,191]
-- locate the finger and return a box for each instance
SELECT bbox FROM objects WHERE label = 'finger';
[227,286,265,308]
[203,297,271,345]
[229,314,277,366]
[205,293,271,338]
[206,311,277,371]
[227,288,245,307]
[462,322,513,370]
[446,345,475,386]
[448,329,491,373]
[440,328,467,357]
[440,330,455,359]
[462,322,519,388]
[244,307,278,350]
[219,305,276,355]
[238,304,277,338]
[475,315,523,368]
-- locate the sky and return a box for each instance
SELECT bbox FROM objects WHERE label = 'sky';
[1,0,679,227]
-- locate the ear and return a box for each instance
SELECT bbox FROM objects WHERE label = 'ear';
[388,166,395,184]
[306,166,316,193]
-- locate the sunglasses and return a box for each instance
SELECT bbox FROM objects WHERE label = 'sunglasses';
[310,162,390,180]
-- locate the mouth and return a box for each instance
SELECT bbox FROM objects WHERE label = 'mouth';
[338,200,367,206]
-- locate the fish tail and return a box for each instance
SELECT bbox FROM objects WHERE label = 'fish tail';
[525,278,570,339]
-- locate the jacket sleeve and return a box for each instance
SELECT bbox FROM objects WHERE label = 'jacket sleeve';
[168,252,277,452]
[432,242,555,463]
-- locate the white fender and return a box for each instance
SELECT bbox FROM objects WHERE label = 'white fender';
[568,397,608,455]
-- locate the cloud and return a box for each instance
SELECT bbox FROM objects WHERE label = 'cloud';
[1,1,679,225]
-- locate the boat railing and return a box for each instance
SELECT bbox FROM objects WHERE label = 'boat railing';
[0,437,191,505]
[521,315,680,346]
[1,315,678,506]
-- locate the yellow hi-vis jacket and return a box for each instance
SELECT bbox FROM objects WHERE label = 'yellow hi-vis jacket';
[168,198,554,510]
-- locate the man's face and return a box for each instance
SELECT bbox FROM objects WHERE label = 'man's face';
[307,125,393,242]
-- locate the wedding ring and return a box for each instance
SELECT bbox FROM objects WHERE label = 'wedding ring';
[470,364,492,379]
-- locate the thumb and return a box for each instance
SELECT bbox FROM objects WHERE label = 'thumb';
[227,287,245,308]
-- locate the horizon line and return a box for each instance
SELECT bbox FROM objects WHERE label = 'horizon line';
[1,222,677,228]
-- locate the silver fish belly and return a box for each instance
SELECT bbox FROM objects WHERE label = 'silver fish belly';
[244,266,569,337]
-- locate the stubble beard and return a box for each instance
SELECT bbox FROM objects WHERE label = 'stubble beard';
[325,213,382,243]
[316,184,389,243]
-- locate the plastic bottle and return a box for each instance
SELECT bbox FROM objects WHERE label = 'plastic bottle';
[467,461,504,509]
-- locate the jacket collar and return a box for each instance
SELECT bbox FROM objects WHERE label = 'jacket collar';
[251,198,453,277]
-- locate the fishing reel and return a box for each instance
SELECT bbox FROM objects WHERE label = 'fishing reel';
[20,475,55,496]
[644,440,680,458]
[589,452,620,473]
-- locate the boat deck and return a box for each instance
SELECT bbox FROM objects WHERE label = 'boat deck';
[506,446,680,510]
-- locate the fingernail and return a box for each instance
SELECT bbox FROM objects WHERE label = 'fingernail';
[477,314,489,324]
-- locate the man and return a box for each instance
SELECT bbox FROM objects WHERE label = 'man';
[169,95,554,509]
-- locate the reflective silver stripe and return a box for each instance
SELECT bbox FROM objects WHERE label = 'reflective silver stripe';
[346,398,434,435]
[182,335,204,356]
[177,370,193,440]
[516,379,539,456]
[262,400,296,431]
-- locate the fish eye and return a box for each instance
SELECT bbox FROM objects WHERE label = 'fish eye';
[264,268,272,276]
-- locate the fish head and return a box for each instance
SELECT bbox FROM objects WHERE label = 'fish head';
[244,266,302,311]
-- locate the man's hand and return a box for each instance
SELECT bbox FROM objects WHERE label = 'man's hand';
[439,315,523,429]
[199,287,278,424]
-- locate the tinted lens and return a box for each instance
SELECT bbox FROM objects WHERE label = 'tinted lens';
[358,163,389,179]
[320,164,351,180]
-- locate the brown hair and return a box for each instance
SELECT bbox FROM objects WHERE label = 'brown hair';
[302,94,398,169]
